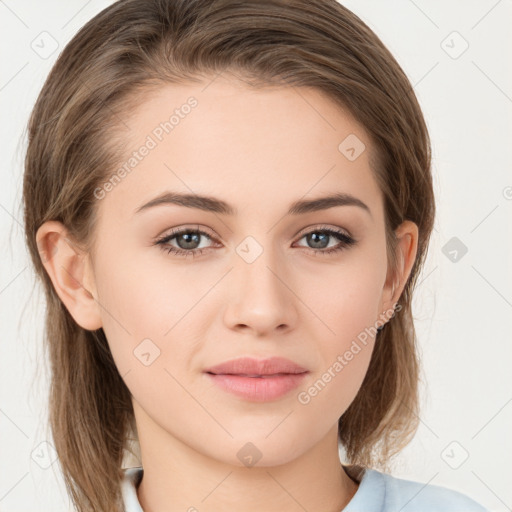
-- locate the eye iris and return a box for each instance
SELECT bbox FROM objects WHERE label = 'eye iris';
[307,232,329,249]
[177,232,201,250]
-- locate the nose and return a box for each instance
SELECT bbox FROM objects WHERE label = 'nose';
[223,243,298,336]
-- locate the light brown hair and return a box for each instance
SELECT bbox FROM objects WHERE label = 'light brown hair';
[23,0,435,510]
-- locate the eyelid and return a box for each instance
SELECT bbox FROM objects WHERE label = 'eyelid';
[294,223,353,240]
[153,224,218,242]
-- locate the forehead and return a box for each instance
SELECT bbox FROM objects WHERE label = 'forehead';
[97,75,383,224]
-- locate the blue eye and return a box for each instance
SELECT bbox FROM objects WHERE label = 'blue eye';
[154,225,356,258]
[155,227,216,258]
[295,228,356,255]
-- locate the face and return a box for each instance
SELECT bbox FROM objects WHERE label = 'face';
[81,74,402,467]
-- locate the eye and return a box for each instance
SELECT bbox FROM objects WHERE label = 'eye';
[154,224,357,258]
[293,225,356,256]
[154,225,218,258]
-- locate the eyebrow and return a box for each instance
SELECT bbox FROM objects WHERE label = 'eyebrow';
[134,191,372,218]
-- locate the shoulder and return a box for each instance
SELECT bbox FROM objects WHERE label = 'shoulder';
[344,466,489,512]
[374,468,488,512]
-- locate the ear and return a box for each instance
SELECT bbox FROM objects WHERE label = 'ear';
[380,220,419,318]
[36,220,102,331]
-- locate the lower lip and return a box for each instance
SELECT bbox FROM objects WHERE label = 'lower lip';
[205,372,308,402]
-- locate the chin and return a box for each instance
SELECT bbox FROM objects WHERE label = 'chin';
[212,433,307,469]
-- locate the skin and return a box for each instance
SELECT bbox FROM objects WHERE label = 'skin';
[37,73,418,512]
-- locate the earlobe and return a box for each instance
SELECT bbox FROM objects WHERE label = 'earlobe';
[36,221,102,331]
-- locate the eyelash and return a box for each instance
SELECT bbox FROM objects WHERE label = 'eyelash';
[154,224,357,259]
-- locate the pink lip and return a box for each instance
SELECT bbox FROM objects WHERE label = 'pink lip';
[204,357,309,402]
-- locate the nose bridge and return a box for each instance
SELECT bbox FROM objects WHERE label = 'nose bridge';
[225,232,297,333]
[236,232,288,300]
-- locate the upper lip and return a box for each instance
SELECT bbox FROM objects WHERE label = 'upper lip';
[204,357,309,376]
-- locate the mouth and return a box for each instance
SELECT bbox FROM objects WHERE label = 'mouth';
[204,356,308,377]
[203,357,309,402]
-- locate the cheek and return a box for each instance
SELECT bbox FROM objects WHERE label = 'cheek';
[305,252,387,344]
[91,243,213,379]
[296,281,382,424]
[301,250,387,404]
[90,250,165,373]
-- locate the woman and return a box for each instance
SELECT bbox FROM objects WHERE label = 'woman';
[23,0,489,511]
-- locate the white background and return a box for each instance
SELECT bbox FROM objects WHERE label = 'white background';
[1,1,511,511]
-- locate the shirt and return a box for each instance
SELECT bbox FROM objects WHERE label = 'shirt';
[121,465,489,511]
